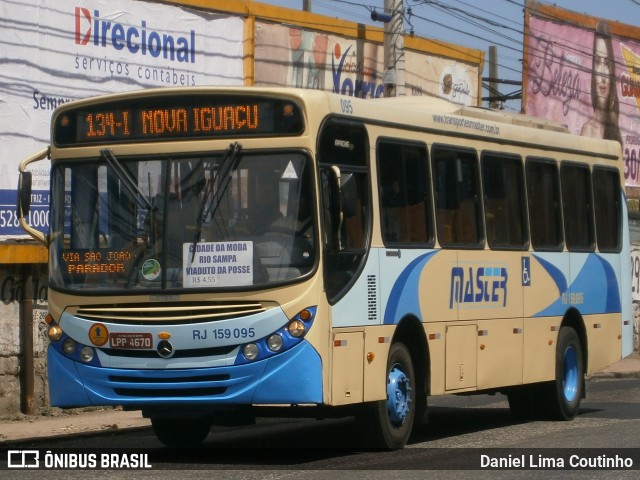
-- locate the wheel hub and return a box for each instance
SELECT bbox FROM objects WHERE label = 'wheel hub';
[386,364,412,426]
[563,345,579,402]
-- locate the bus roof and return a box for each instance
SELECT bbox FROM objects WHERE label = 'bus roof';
[51,86,621,160]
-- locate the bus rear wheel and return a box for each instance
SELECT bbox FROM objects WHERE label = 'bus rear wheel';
[358,342,416,449]
[541,326,584,420]
[151,417,212,447]
[508,326,584,421]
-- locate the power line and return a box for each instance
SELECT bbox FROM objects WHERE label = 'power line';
[265,0,635,110]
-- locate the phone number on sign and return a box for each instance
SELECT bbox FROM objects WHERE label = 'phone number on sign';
[0,208,49,228]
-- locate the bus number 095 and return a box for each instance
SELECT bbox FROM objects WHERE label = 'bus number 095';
[340,99,354,115]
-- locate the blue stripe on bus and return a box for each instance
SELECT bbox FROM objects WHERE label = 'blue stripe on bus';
[383,251,438,325]
[596,255,623,313]
[534,254,621,317]
[532,254,568,294]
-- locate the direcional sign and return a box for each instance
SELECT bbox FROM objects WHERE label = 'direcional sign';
[54,94,304,146]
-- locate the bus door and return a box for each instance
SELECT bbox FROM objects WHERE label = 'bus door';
[318,118,372,405]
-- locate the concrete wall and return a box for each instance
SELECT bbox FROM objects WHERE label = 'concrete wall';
[0,266,49,417]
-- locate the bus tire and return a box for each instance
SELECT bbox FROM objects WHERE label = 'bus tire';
[359,342,416,449]
[151,418,212,447]
[541,326,584,420]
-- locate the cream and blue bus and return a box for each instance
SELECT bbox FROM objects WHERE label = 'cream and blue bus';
[17,87,632,449]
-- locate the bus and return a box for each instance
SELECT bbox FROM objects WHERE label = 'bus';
[17,87,632,449]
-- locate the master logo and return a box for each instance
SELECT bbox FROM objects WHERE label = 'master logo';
[449,266,508,308]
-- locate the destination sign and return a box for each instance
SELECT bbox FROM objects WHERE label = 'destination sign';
[61,248,135,276]
[53,94,305,146]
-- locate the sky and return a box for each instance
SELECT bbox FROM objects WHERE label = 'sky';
[258,0,640,110]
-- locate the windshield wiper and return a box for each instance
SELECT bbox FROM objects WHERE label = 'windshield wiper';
[191,142,242,261]
[101,149,154,210]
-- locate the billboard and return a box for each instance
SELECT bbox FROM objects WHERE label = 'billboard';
[0,0,244,239]
[1,0,482,240]
[523,1,640,188]
[254,21,479,105]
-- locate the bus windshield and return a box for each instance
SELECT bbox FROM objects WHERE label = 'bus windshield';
[49,149,315,292]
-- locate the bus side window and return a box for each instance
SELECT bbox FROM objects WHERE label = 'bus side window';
[526,158,563,251]
[592,167,622,252]
[377,140,433,246]
[432,145,483,248]
[482,152,528,249]
[561,162,595,252]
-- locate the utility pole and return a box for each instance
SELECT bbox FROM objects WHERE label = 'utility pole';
[482,45,522,106]
[382,0,404,97]
[489,46,500,109]
[303,0,311,12]
[20,266,35,415]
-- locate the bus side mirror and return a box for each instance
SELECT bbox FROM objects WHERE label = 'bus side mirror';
[17,147,50,245]
[18,171,32,217]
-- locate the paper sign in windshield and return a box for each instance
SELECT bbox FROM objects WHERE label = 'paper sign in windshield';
[183,241,253,287]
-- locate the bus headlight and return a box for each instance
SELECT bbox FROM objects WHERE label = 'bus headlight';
[48,325,63,342]
[79,346,95,363]
[62,338,76,355]
[287,320,306,338]
[243,343,259,361]
[267,334,284,352]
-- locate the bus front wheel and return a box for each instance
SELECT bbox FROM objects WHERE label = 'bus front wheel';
[358,342,416,449]
[151,417,212,447]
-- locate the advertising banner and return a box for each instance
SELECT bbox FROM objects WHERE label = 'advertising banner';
[254,21,479,105]
[405,49,478,105]
[0,0,244,238]
[524,10,640,187]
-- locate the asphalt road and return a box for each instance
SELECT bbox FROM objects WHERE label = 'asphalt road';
[3,377,639,479]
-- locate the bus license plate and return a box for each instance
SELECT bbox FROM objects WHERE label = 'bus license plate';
[109,332,153,349]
